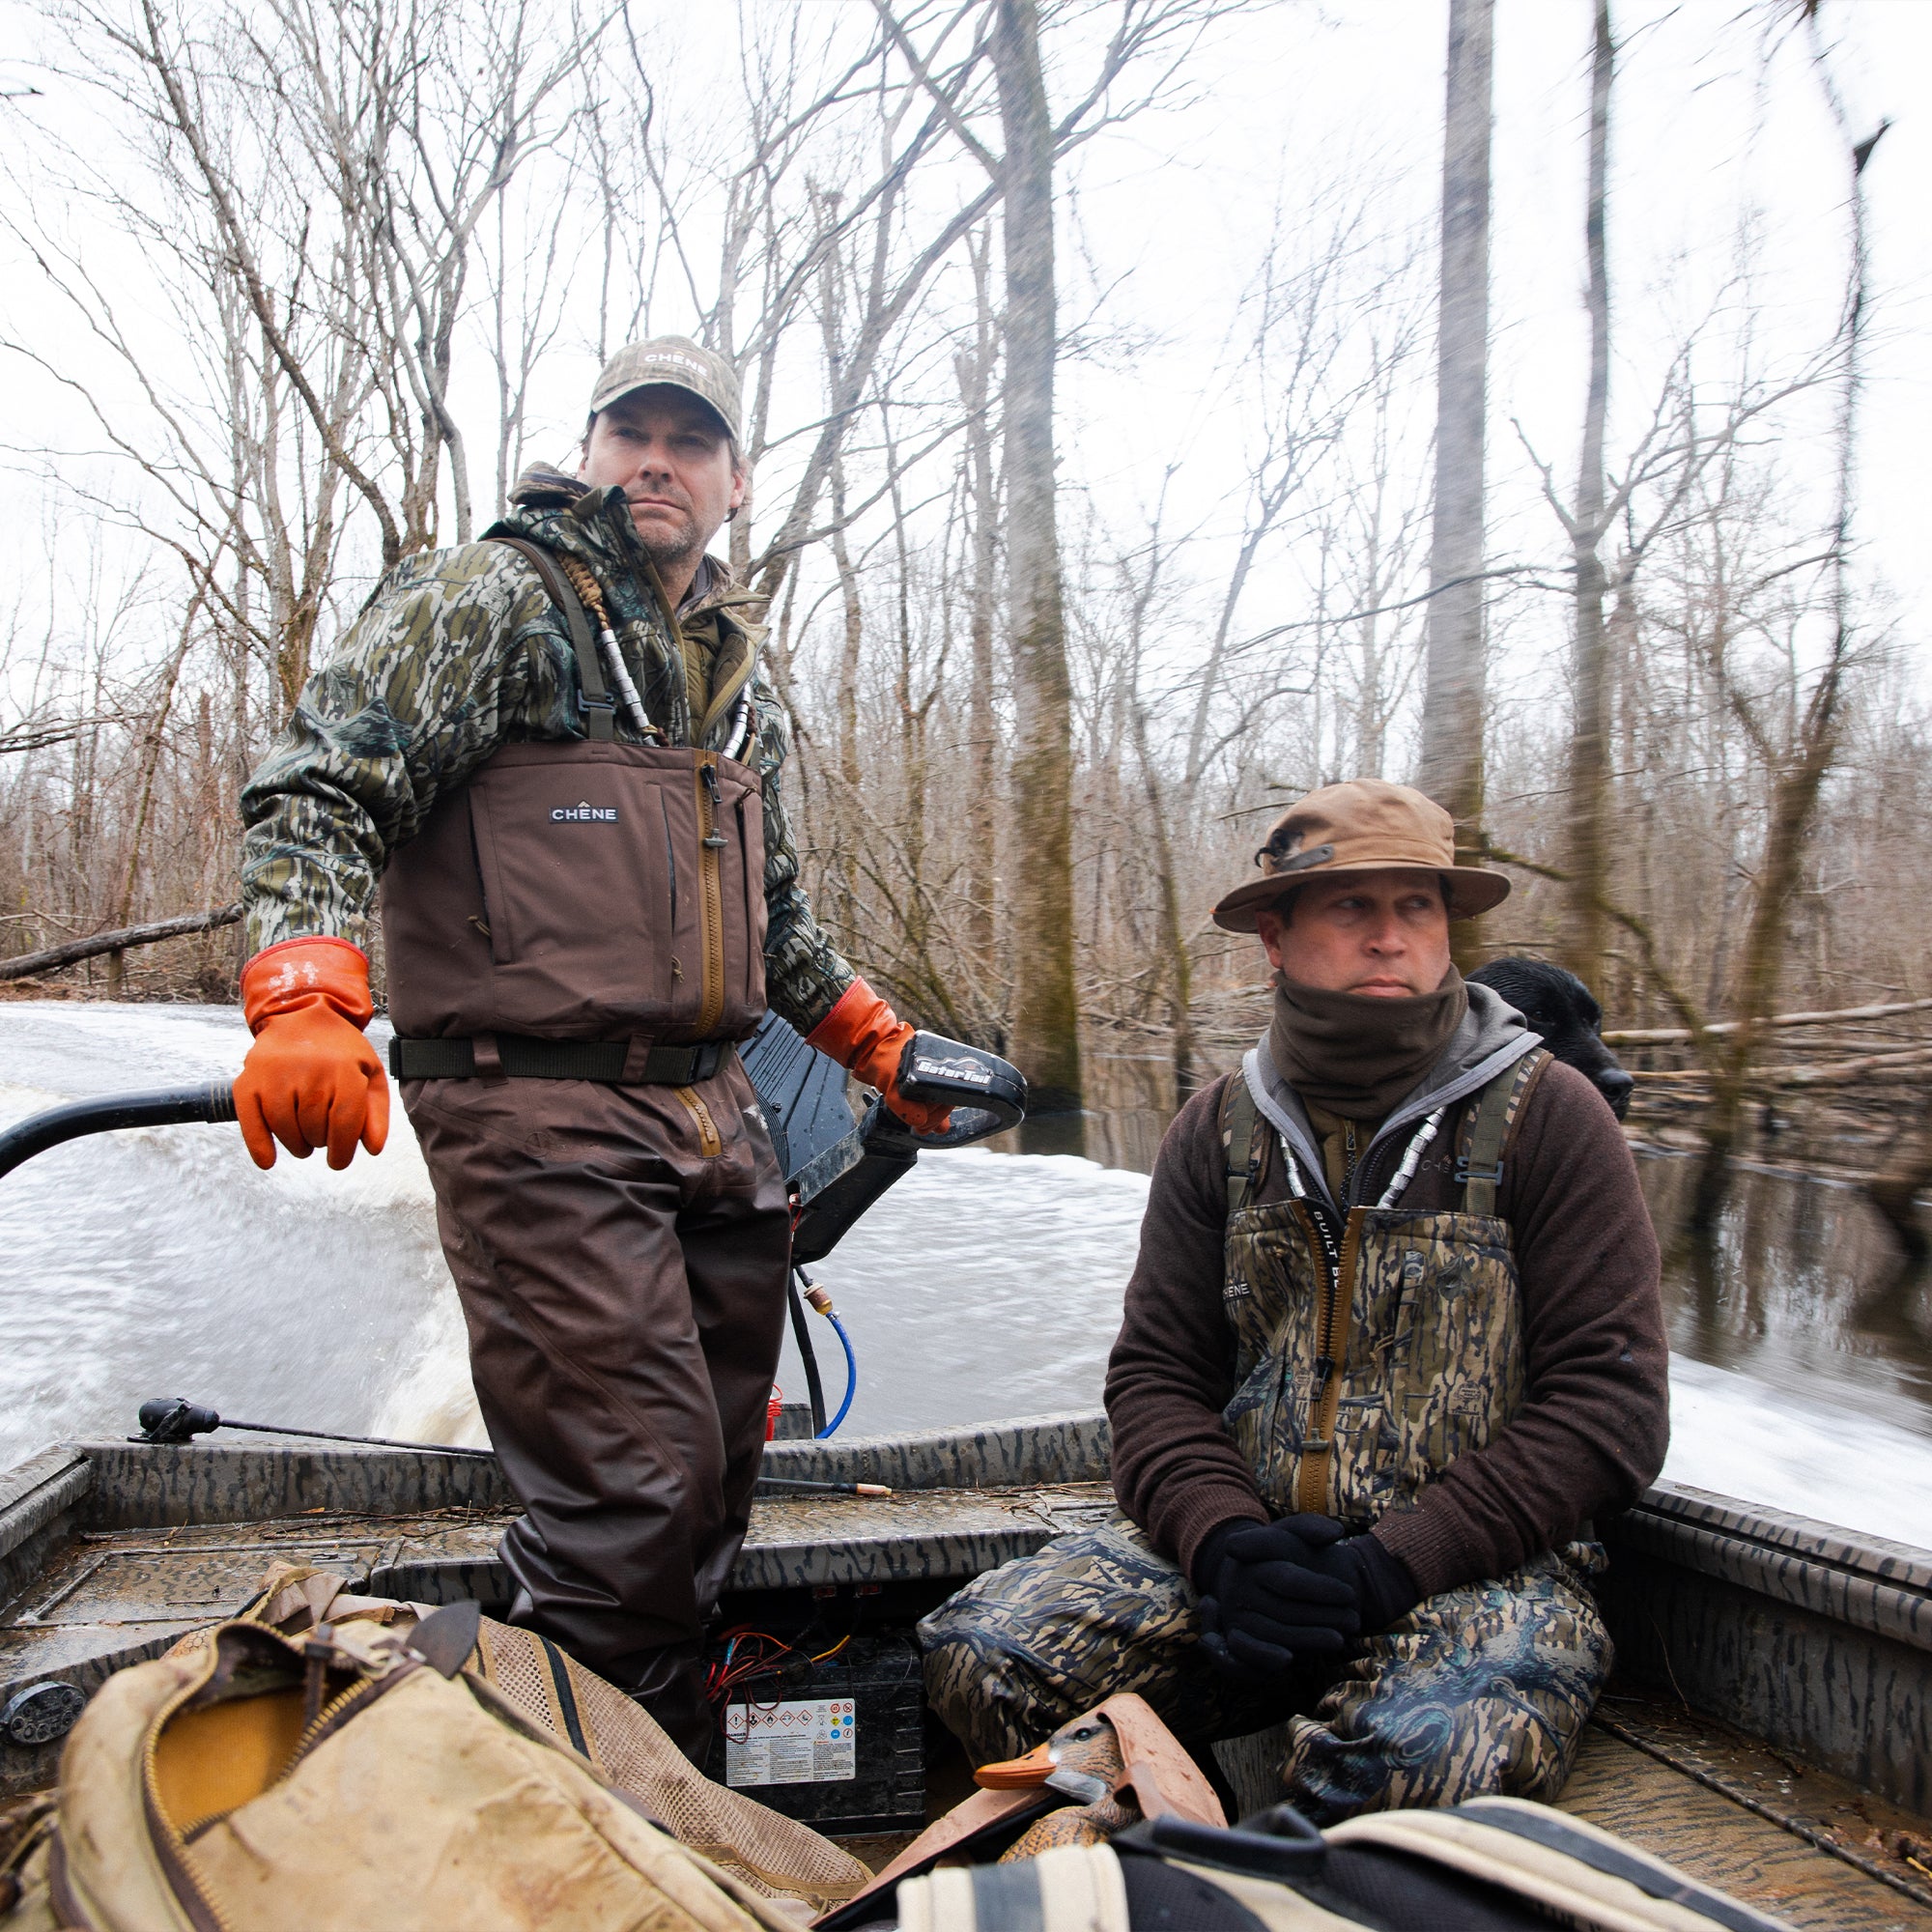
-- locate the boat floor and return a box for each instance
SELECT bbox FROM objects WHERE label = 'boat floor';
[0,1481,1123,1684]
[7,1481,1932,1925]
[838,1690,1932,1929]
[1558,1690,1932,1930]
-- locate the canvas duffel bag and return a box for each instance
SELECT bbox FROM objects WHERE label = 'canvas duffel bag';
[218,1562,868,1916]
[824,1690,1790,1932]
[0,1602,818,1932]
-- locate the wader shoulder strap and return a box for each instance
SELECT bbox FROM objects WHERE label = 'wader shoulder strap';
[1222,1074,1263,1215]
[487,535,615,743]
[1455,1047,1551,1216]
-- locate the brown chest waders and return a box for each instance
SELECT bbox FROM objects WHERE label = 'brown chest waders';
[377,538,790,1762]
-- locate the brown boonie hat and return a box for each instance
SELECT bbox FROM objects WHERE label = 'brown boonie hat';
[1211,778,1510,931]
[587,335,743,442]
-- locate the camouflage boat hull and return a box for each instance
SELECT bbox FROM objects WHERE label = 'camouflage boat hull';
[3,1413,1931,1923]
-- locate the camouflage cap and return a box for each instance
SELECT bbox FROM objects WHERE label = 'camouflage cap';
[1211,778,1511,931]
[587,335,743,443]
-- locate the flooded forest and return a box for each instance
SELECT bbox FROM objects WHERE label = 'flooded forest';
[0,0,1927,1269]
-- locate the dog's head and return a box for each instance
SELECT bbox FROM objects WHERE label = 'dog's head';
[1467,957,1634,1121]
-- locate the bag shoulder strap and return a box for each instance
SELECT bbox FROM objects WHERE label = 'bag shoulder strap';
[1454,1047,1550,1216]
[487,534,615,743]
[1222,1073,1262,1216]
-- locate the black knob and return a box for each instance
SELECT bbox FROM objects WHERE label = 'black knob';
[4,1681,85,1747]
[135,1398,221,1444]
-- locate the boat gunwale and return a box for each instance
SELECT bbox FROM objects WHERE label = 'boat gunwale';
[5,1415,1932,1824]
[1,1414,1924,1640]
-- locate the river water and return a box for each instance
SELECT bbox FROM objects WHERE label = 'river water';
[1,1003,1927,1548]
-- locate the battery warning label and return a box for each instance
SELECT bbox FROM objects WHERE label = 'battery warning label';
[723,1698,857,1786]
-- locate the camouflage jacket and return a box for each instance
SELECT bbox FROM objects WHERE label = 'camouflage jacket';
[240,470,855,1035]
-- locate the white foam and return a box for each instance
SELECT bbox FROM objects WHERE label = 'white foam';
[1662,1354,1932,1548]
[2,1002,1927,1556]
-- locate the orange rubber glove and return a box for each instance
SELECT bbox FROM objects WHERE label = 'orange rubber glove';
[805,977,952,1136]
[234,937,388,1171]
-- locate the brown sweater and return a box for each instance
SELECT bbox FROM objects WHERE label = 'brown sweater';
[1104,1060,1669,1598]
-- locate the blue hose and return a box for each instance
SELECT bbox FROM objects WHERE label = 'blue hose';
[817,1310,858,1437]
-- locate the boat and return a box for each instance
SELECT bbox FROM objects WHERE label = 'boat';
[4,1410,1931,1929]
[4,1019,1931,1926]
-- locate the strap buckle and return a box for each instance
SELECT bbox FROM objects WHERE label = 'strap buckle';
[577,691,617,719]
[1453,1157,1504,1187]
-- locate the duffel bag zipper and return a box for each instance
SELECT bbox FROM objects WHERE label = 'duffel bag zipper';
[139,1641,238,1932]
[138,1628,419,1930]
[694,753,726,1037]
[279,1671,398,1779]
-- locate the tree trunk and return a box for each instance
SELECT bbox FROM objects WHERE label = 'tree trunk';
[993,0,1082,1135]
[816,203,864,939]
[830,458,864,939]
[957,228,1001,980]
[1607,568,1641,1020]
[1134,700,1195,1101]
[1415,0,1493,969]
[1563,1,1614,988]
[891,465,929,972]
[1691,677,1844,1229]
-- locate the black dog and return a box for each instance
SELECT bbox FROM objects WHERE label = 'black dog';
[1468,958,1634,1121]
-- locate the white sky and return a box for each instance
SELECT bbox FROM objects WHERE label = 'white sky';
[1044,0,1929,708]
[0,0,1924,737]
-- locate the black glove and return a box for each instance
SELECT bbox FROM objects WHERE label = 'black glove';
[1188,1515,1262,1599]
[1195,1513,1358,1683]
[1298,1530,1422,1637]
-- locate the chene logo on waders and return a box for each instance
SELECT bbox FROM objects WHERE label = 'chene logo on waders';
[552,801,618,823]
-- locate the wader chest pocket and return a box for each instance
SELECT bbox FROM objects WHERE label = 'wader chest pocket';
[384,739,768,1043]
[468,776,670,994]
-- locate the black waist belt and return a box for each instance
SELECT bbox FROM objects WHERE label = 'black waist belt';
[389,1036,731,1084]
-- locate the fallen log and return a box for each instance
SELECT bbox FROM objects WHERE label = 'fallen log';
[1605,995,1932,1045]
[1632,1045,1932,1091]
[0,904,242,982]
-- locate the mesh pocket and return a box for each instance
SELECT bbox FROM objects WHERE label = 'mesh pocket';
[478,1619,867,1911]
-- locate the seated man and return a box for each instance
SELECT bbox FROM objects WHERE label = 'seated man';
[921,779,1668,1822]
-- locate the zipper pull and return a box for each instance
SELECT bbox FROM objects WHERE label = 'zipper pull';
[698,759,728,848]
[302,1630,334,1729]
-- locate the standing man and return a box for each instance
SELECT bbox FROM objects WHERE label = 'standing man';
[923,780,1668,1820]
[233,337,948,1757]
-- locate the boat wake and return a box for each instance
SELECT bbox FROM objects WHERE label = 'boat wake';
[0,1002,1926,1550]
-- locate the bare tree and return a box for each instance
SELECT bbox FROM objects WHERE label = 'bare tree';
[989,0,1080,1122]
[1684,27,1883,1230]
[1564,0,1616,985]
[1180,182,1386,797]
[1115,485,1197,1094]
[872,0,1231,1134]
[954,225,1002,982]
[1415,0,1493,961]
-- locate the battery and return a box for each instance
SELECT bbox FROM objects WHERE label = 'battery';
[710,1632,924,1834]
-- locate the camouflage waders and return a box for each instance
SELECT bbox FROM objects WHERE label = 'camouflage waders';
[919,1519,1610,1826]
[922,1048,1617,1823]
